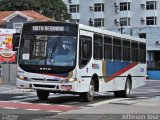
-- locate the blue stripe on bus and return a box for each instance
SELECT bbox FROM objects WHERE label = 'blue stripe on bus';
[106,61,130,76]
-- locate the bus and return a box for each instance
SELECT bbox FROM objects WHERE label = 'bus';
[16,22,146,102]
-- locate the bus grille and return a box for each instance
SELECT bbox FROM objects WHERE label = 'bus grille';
[31,78,59,82]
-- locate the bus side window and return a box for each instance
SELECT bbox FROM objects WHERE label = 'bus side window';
[131,41,138,62]
[139,43,146,63]
[123,40,130,61]
[104,36,112,60]
[94,34,103,60]
[113,37,121,61]
[79,36,92,68]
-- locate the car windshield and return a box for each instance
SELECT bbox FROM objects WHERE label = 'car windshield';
[19,35,77,67]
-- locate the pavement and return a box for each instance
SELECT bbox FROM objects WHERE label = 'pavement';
[0,79,160,120]
[0,84,35,94]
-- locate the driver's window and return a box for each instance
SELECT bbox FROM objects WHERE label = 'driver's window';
[79,35,92,68]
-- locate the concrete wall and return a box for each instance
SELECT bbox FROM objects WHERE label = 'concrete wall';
[1,64,17,84]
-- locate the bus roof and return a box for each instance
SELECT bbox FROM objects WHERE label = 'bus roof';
[22,22,146,43]
[79,24,146,43]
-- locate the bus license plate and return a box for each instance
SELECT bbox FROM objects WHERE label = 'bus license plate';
[61,85,72,90]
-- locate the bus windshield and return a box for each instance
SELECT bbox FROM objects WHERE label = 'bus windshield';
[19,34,77,67]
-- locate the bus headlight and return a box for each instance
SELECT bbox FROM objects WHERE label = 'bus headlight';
[68,78,77,82]
[17,75,28,81]
[60,78,77,83]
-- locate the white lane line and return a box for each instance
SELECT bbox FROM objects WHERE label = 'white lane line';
[37,103,51,105]
[14,102,33,104]
[12,95,36,99]
[88,98,130,107]
[14,97,38,102]
[3,107,17,109]
[25,109,40,111]
[12,96,28,99]
[47,110,61,113]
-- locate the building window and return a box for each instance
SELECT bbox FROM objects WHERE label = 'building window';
[94,18,104,27]
[146,1,156,10]
[70,19,79,23]
[139,33,146,39]
[94,3,104,12]
[13,23,23,33]
[146,17,157,25]
[120,2,130,11]
[69,5,79,13]
[120,18,130,26]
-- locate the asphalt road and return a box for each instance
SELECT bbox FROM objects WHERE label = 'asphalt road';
[0,80,160,120]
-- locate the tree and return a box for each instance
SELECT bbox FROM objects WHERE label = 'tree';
[0,0,71,21]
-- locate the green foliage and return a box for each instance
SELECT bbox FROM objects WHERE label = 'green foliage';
[0,0,71,21]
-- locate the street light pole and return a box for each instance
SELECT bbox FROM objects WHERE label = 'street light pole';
[130,28,133,36]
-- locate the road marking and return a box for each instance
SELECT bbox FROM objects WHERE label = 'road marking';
[12,95,36,99]
[95,92,112,96]
[88,98,129,107]
[3,107,17,109]
[25,109,40,111]
[0,101,80,112]
[12,97,38,102]
[47,110,61,113]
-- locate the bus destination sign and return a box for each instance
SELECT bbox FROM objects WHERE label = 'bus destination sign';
[32,26,65,32]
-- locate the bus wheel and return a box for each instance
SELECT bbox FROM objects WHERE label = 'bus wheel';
[114,78,131,98]
[80,79,95,102]
[37,90,49,100]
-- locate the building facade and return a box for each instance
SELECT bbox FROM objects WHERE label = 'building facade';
[0,10,54,33]
[63,0,160,79]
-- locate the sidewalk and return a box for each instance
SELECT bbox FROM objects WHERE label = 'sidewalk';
[0,84,35,94]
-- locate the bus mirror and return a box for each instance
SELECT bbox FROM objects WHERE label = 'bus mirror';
[12,33,20,51]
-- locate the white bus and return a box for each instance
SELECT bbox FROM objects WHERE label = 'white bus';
[16,22,146,102]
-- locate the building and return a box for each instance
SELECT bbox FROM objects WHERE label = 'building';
[0,10,55,84]
[63,0,160,79]
[0,10,54,33]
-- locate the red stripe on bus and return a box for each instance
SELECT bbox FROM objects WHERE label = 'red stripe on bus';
[108,63,138,81]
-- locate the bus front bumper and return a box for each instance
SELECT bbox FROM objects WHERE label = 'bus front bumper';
[16,78,78,92]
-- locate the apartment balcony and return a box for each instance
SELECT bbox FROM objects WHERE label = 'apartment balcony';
[145,10,158,17]
[118,11,131,18]
[93,12,104,18]
[71,13,80,19]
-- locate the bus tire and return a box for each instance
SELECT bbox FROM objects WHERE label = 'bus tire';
[37,90,49,100]
[114,78,131,98]
[80,79,95,102]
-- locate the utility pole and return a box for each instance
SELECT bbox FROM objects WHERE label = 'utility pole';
[130,28,133,36]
